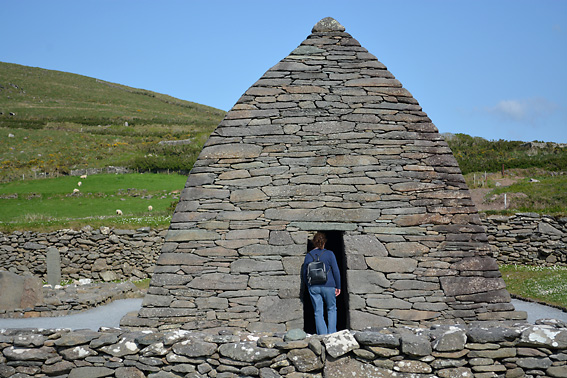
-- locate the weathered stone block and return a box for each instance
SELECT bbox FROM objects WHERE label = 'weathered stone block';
[347,270,390,293]
[188,273,249,290]
[349,310,393,330]
[440,277,506,296]
[385,242,429,257]
[344,235,388,256]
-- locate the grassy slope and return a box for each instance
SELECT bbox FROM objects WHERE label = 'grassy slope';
[0,61,226,181]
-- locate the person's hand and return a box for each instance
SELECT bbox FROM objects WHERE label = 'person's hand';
[335,288,341,297]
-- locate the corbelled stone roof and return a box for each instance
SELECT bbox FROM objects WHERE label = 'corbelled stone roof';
[132,17,524,332]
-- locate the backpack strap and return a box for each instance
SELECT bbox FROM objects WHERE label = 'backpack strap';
[310,249,325,262]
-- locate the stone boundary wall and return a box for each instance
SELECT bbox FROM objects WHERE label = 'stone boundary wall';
[1,324,567,377]
[483,213,567,267]
[0,213,565,284]
[0,227,166,282]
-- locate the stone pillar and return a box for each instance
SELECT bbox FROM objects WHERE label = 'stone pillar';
[46,247,61,287]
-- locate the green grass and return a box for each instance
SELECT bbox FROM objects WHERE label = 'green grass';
[0,173,186,232]
[500,264,567,308]
[0,61,225,182]
[488,175,567,215]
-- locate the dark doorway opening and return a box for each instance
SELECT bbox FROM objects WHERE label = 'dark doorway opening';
[302,231,348,334]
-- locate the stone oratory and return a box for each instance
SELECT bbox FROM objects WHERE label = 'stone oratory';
[133,17,525,333]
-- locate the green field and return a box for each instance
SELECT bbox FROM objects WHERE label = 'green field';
[0,173,187,231]
[500,264,567,309]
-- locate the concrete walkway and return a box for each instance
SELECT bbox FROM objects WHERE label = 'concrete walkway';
[0,298,142,331]
[0,298,564,331]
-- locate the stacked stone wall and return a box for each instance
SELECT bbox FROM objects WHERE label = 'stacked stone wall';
[483,213,567,266]
[1,324,567,377]
[0,213,564,285]
[0,227,165,282]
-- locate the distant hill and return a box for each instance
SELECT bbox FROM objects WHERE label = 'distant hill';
[0,61,225,127]
[444,133,567,175]
[0,61,226,182]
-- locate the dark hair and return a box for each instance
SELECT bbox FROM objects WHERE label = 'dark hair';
[313,232,327,249]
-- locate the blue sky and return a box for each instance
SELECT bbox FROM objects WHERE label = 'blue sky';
[2,0,566,143]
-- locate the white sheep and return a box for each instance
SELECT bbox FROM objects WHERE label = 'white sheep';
[77,181,82,187]
[116,209,123,215]
[80,174,87,179]
[148,205,153,211]
[73,188,80,194]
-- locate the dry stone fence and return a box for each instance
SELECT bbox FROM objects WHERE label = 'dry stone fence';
[131,17,526,334]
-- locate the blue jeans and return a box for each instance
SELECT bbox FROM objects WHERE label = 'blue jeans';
[308,285,337,335]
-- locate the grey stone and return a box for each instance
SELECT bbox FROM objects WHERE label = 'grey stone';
[347,270,390,293]
[437,367,474,378]
[285,329,307,341]
[548,366,567,378]
[432,327,467,352]
[350,310,393,330]
[517,357,552,369]
[344,235,387,256]
[69,367,114,378]
[440,277,506,296]
[115,367,145,378]
[3,345,55,361]
[218,342,279,362]
[520,325,567,348]
[189,273,248,290]
[42,360,76,376]
[366,257,417,272]
[312,17,346,32]
[231,259,283,273]
[467,326,521,343]
[0,271,43,310]
[287,348,323,372]
[60,345,97,359]
[401,333,432,357]
[323,356,387,378]
[100,336,140,357]
[323,330,359,358]
[172,339,217,357]
[55,331,100,346]
[46,247,61,287]
[354,332,400,347]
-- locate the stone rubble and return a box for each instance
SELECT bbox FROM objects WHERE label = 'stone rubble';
[0,324,566,377]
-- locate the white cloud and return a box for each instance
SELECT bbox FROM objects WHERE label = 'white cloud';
[484,97,559,124]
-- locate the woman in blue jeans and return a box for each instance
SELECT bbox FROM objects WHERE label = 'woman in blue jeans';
[302,232,341,335]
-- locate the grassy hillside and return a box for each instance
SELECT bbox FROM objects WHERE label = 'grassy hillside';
[0,61,226,182]
[445,133,567,175]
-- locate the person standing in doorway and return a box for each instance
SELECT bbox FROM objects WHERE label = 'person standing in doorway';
[302,232,341,335]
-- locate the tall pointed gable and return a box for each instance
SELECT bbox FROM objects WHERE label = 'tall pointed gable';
[133,17,524,332]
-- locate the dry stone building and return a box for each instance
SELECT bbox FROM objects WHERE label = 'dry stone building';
[133,17,525,333]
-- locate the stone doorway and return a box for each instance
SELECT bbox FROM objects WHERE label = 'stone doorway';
[303,231,348,334]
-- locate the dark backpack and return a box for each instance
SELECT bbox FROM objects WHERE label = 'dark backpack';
[306,251,328,286]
